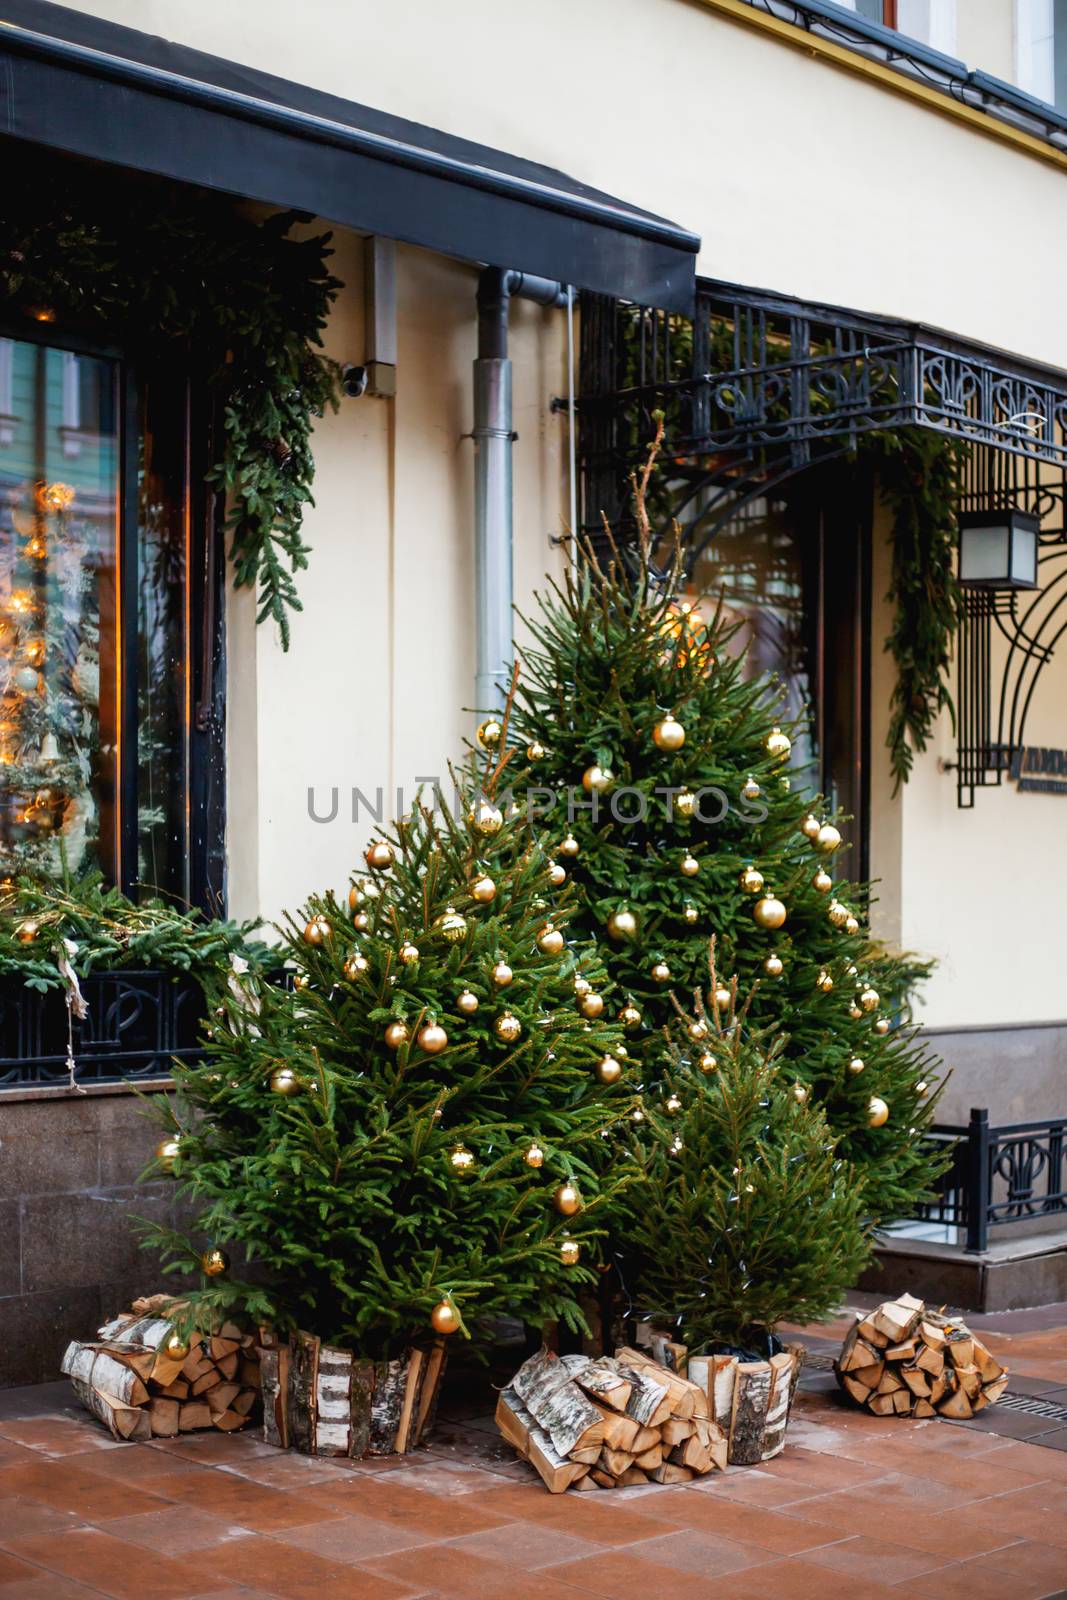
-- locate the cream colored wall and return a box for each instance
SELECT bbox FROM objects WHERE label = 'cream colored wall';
[65,0,1067,371]
[226,233,569,927]
[955,0,1016,81]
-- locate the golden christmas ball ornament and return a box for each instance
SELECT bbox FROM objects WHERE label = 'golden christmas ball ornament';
[741,776,761,801]
[527,741,546,762]
[816,823,842,854]
[848,1056,866,1075]
[559,1237,580,1266]
[471,875,497,904]
[492,960,514,987]
[765,726,792,761]
[792,1083,809,1104]
[457,989,479,1015]
[683,903,699,924]
[582,764,614,793]
[476,717,503,750]
[435,906,468,944]
[665,1094,682,1114]
[652,712,686,752]
[293,973,311,991]
[547,862,567,888]
[739,865,765,895]
[801,814,821,840]
[468,800,503,836]
[699,1051,718,1073]
[559,833,580,857]
[714,984,732,1009]
[828,901,850,929]
[399,941,420,965]
[418,1022,449,1055]
[632,1105,645,1122]
[343,954,369,980]
[554,1181,582,1217]
[680,853,700,877]
[303,915,331,946]
[813,869,833,894]
[270,1066,302,1096]
[816,969,834,993]
[674,787,697,819]
[868,1097,890,1128]
[365,840,395,871]
[579,991,605,1019]
[874,1017,890,1036]
[763,953,784,978]
[916,1080,929,1096]
[430,1300,461,1336]
[201,1249,229,1278]
[596,1054,623,1085]
[155,1136,182,1169]
[849,1003,863,1020]
[620,1003,642,1031]
[352,911,369,932]
[537,924,565,956]
[495,1011,522,1043]
[753,895,787,930]
[163,1330,190,1361]
[449,1144,475,1172]
[651,961,672,984]
[573,975,591,997]
[347,884,363,912]
[606,908,638,940]
[384,1020,410,1050]
[524,1141,545,1169]
[860,986,880,1012]
[845,915,860,936]
[688,1018,709,1042]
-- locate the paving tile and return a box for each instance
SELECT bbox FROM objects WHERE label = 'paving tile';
[546,1546,763,1599]
[752,1444,894,1490]
[801,1467,1006,1514]
[0,1440,40,1471]
[474,1480,693,1543]
[0,1460,170,1523]
[1032,1429,1067,1451]
[362,1542,608,1599]
[130,1467,345,1532]
[947,1540,1067,1593]
[693,1555,907,1599]
[788,1489,1030,1557]
[440,1518,603,1569]
[5,1527,211,1600]
[0,1418,124,1457]
[61,1445,206,1483]
[0,1551,40,1586]
[95,1505,259,1554]
[208,1535,431,1598]
[799,1533,953,1583]
[596,1527,776,1578]
[274,1509,439,1561]
[306,1474,513,1538]
[707,1465,845,1508]
[909,1550,1061,1600]
[0,1578,103,1599]
[643,1490,853,1554]
[0,1494,88,1544]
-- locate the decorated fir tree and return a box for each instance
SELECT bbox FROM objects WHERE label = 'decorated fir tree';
[632,950,870,1354]
[144,762,634,1355]
[494,434,943,1225]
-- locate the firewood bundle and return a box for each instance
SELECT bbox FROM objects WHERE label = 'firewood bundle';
[835,1294,1009,1419]
[496,1345,728,1494]
[61,1295,260,1442]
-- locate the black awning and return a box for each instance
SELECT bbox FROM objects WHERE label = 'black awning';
[0,0,699,312]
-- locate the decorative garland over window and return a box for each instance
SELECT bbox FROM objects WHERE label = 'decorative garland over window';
[1,156,343,648]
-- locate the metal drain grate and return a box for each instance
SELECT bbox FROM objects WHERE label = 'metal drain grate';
[995,1393,1067,1422]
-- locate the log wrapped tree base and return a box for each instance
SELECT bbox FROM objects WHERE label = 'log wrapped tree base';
[497,1345,728,1493]
[258,1329,447,1458]
[61,1295,260,1441]
[834,1294,1010,1420]
[683,1344,803,1464]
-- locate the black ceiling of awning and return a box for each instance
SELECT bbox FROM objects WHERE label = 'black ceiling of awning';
[0,0,699,312]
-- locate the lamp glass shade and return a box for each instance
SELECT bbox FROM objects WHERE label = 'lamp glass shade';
[1011,522,1039,587]
[958,512,1039,589]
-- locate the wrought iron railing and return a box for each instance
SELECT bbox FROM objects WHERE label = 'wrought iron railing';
[910,1108,1067,1253]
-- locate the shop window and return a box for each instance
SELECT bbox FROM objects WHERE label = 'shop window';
[0,328,222,906]
[1017,0,1067,110]
[844,0,957,52]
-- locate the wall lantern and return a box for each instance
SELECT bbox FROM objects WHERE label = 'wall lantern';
[958,510,1040,590]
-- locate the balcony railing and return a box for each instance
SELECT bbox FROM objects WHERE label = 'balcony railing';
[911,1108,1067,1253]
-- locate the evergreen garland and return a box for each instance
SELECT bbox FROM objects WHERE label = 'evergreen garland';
[0,154,343,648]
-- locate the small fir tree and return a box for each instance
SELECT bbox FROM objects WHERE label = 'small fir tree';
[144,763,634,1355]
[632,951,870,1353]
[498,430,943,1225]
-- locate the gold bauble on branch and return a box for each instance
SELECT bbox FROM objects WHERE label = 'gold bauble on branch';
[201,1249,229,1278]
[699,1051,718,1073]
[816,969,834,993]
[435,906,469,943]
[860,986,880,1012]
[813,869,833,894]
[652,712,686,752]
[574,975,591,996]
[741,776,761,801]
[431,1300,461,1335]
[606,908,638,940]
[384,1021,410,1050]
[620,1003,642,1031]
[476,718,503,750]
[816,823,842,854]
[348,884,364,912]
[471,875,497,904]
[527,741,546,761]
[674,788,696,818]
[399,941,420,965]
[688,1018,709,1042]
[828,901,849,929]
[155,1136,181,1169]
[845,915,860,936]
[753,895,787,930]
[596,1054,623,1085]
[457,989,479,1015]
[537,924,565,956]
[792,1083,809,1104]
[849,1056,866,1075]
[763,953,784,978]
[579,992,604,1019]
[582,764,614,793]
[739,865,765,895]
[849,1003,863,1020]
[303,915,331,946]
[495,1011,522,1043]
[801,814,821,840]
[559,833,580,857]
[547,862,567,888]
[524,1141,545,1169]
[164,1330,190,1361]
[469,801,503,836]
[352,911,370,932]
[293,973,311,991]
[270,1066,302,1096]
[418,1022,449,1055]
[365,840,395,871]
[560,1237,580,1266]
[651,961,671,984]
[714,984,732,1009]
[868,1096,890,1128]
[343,953,369,979]
[874,1017,890,1036]
[665,1094,682,1114]
[683,903,699,924]
[680,853,700,877]
[449,1144,475,1172]
[554,1181,582,1216]
[765,726,792,761]
[916,1080,929,1095]
[492,960,513,987]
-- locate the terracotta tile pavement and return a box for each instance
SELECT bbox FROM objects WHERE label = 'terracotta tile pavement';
[0,1311,1065,1598]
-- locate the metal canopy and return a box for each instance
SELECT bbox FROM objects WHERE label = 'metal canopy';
[0,0,699,312]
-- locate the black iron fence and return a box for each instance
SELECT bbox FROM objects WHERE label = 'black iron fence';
[913,1108,1067,1253]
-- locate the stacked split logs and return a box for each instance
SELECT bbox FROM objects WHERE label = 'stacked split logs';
[496,1346,728,1493]
[836,1294,1010,1419]
[61,1296,260,1441]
